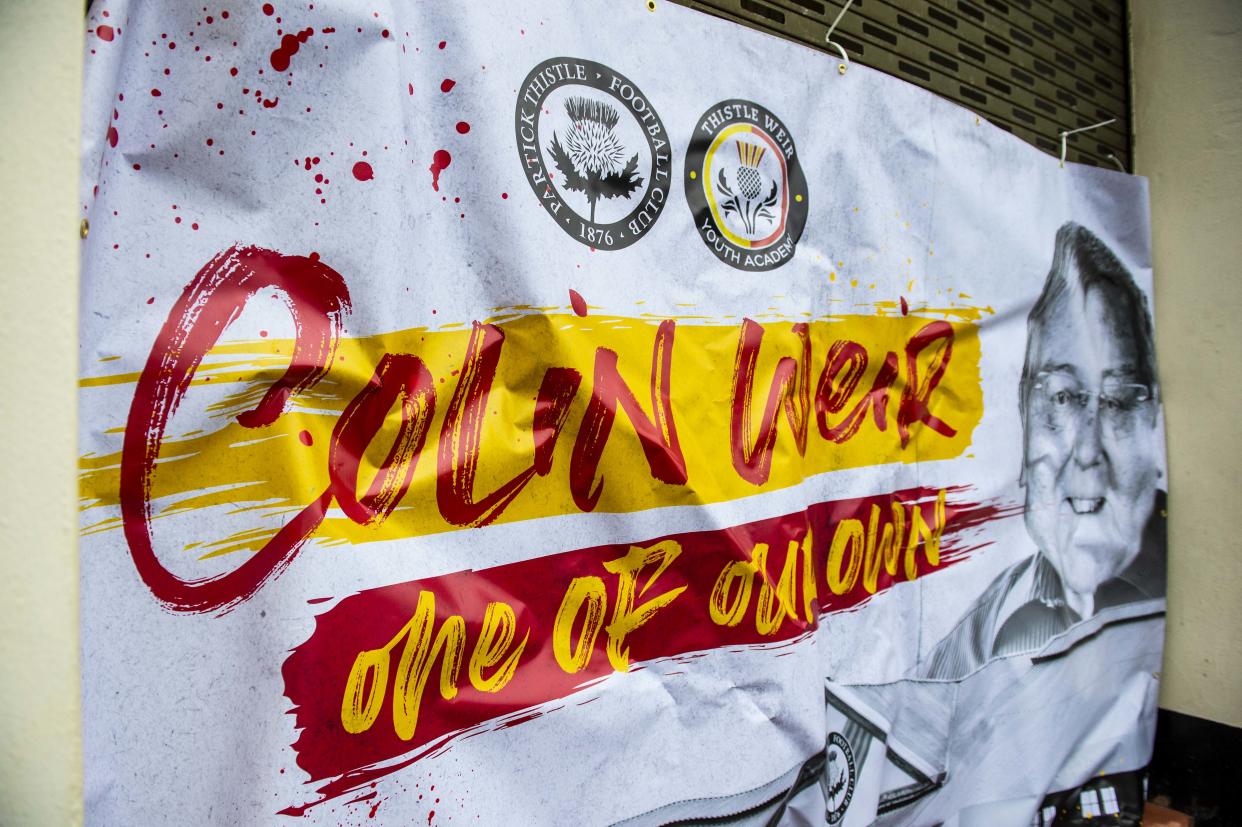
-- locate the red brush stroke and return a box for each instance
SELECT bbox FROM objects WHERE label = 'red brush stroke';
[436,323,581,527]
[119,246,350,614]
[730,319,810,485]
[568,320,687,512]
[329,354,436,526]
[897,320,957,447]
[280,486,1017,813]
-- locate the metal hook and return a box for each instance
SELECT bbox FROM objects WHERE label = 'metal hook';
[825,0,854,75]
[1059,118,1116,168]
[1106,153,1126,173]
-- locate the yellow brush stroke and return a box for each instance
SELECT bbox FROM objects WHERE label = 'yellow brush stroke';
[870,301,996,323]
[79,312,983,556]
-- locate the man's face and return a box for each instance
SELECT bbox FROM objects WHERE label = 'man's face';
[1021,284,1160,598]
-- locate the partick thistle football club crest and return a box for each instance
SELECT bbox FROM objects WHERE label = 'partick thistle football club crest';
[823,731,857,824]
[515,57,670,251]
[684,100,809,271]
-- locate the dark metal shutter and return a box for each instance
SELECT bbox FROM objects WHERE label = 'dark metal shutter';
[669,0,1130,170]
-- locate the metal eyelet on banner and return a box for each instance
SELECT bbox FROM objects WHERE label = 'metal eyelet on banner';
[825,0,854,75]
[1058,118,1117,168]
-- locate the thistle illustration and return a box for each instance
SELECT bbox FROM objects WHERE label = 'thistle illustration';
[716,141,780,235]
[828,766,847,800]
[547,96,643,223]
[825,751,848,805]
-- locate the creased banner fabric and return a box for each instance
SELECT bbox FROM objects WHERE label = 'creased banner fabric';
[78,1,1165,825]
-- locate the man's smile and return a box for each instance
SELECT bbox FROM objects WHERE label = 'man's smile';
[1065,497,1105,515]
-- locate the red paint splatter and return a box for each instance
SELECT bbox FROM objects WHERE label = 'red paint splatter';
[106,126,119,148]
[428,149,451,191]
[270,28,314,72]
[146,297,155,305]
[437,40,446,49]
[501,192,508,199]
[439,78,455,93]
[381,29,389,38]
[407,83,413,96]
[352,161,373,182]
[151,88,161,96]
[97,25,115,41]
[298,429,314,446]
[569,289,587,317]
[259,330,269,337]
[427,812,435,825]
[900,296,909,316]
[455,121,470,134]
[262,2,275,15]
[262,97,279,108]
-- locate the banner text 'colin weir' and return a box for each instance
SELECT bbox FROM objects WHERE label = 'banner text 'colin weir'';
[115,246,982,613]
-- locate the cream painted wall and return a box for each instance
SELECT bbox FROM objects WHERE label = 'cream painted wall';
[1132,0,1242,729]
[0,1,84,825]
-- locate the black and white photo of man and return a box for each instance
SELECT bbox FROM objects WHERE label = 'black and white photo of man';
[923,222,1167,680]
[697,222,1170,827]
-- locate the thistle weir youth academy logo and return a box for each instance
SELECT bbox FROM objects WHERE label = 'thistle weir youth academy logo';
[685,100,809,271]
[515,57,670,251]
[824,731,857,824]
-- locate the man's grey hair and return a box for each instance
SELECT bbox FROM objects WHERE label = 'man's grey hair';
[1018,222,1159,417]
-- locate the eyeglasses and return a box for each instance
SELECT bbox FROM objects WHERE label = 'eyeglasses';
[1029,374,1154,436]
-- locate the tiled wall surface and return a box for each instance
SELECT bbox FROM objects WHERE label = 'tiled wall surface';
[672,0,1131,169]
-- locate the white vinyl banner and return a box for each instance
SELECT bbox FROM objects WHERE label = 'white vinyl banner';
[78,1,1165,825]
